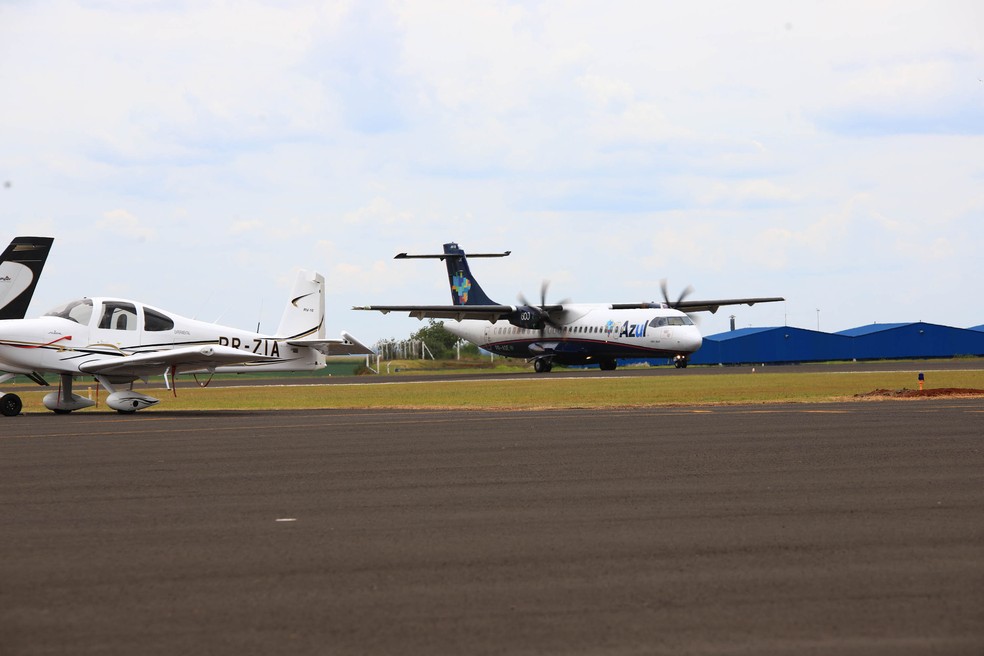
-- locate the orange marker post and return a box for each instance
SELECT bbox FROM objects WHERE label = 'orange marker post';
[918,372,924,391]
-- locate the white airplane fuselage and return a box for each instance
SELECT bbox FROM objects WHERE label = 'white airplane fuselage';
[0,297,325,378]
[444,304,702,366]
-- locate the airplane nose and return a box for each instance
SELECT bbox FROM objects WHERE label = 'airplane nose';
[688,327,703,352]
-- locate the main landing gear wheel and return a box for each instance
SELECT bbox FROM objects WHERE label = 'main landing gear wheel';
[598,358,617,371]
[533,358,553,373]
[1,393,23,417]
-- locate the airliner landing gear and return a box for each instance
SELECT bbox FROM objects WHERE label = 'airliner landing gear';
[674,355,689,369]
[1,393,22,417]
[533,358,553,373]
[598,358,617,371]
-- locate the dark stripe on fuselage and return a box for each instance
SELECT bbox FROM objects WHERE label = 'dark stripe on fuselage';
[484,338,685,363]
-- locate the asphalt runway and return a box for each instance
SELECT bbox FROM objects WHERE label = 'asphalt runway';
[2,401,982,655]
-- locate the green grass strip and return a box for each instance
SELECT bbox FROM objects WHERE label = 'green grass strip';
[14,369,984,413]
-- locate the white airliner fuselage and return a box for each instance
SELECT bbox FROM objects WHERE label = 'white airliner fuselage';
[444,305,702,371]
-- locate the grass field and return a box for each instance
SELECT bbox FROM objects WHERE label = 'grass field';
[11,367,984,413]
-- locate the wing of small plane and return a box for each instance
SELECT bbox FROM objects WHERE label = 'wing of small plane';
[288,331,375,356]
[77,345,274,378]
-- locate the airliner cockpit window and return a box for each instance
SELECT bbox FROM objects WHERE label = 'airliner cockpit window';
[98,301,138,331]
[143,308,174,332]
[649,317,668,328]
[44,298,93,325]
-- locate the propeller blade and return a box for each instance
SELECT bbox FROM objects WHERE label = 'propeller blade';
[676,285,694,307]
[660,279,695,309]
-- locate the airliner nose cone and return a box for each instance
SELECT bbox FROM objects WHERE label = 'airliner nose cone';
[689,328,703,352]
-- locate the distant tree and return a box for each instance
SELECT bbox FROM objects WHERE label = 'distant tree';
[410,320,459,359]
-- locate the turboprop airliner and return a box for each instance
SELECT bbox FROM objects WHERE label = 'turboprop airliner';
[0,244,372,416]
[355,242,783,373]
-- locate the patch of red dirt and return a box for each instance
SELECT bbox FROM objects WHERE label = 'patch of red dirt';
[855,387,984,398]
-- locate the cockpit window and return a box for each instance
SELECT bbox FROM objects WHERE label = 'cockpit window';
[98,301,138,331]
[649,315,695,327]
[144,307,174,332]
[44,299,94,325]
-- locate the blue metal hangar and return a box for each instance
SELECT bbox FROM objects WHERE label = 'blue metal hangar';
[663,321,984,366]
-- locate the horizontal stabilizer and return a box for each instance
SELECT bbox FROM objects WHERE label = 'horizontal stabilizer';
[288,331,375,356]
[395,251,510,260]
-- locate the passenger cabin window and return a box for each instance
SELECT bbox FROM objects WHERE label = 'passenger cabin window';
[44,299,94,325]
[144,308,174,332]
[98,301,138,331]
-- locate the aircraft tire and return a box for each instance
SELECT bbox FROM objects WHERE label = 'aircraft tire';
[1,393,22,417]
[599,358,617,371]
[533,359,552,373]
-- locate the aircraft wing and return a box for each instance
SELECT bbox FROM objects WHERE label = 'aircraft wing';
[610,297,785,314]
[78,345,274,378]
[288,331,375,356]
[353,304,523,322]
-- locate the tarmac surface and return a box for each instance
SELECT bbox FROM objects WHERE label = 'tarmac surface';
[2,400,983,655]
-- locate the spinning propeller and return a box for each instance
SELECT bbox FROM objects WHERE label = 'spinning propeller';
[518,281,567,337]
[660,279,700,324]
[660,279,694,309]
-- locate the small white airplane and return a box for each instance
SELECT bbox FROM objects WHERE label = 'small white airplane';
[356,242,783,373]
[0,237,373,416]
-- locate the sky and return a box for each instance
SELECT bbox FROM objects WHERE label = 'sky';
[2,0,983,347]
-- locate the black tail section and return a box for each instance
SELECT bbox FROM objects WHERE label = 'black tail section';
[0,236,54,320]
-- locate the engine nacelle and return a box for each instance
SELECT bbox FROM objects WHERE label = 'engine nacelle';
[106,391,160,413]
[506,306,546,330]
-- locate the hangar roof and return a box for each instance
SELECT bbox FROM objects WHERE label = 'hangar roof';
[836,323,911,337]
[709,326,780,341]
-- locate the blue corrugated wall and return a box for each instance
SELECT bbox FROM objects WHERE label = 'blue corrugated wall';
[638,322,984,366]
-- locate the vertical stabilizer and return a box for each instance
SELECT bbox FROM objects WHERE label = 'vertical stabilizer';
[275,270,325,339]
[441,242,499,306]
[0,236,54,320]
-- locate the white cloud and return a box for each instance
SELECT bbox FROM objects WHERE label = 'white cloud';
[2,0,982,340]
[96,209,157,241]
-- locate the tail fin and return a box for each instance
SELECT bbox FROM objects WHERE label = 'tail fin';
[442,242,501,305]
[275,270,325,339]
[0,236,54,320]
[392,242,510,305]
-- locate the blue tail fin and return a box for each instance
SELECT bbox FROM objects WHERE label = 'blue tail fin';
[0,236,54,320]
[393,243,509,305]
[441,242,500,306]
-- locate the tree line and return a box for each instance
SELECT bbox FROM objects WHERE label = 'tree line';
[373,320,481,360]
